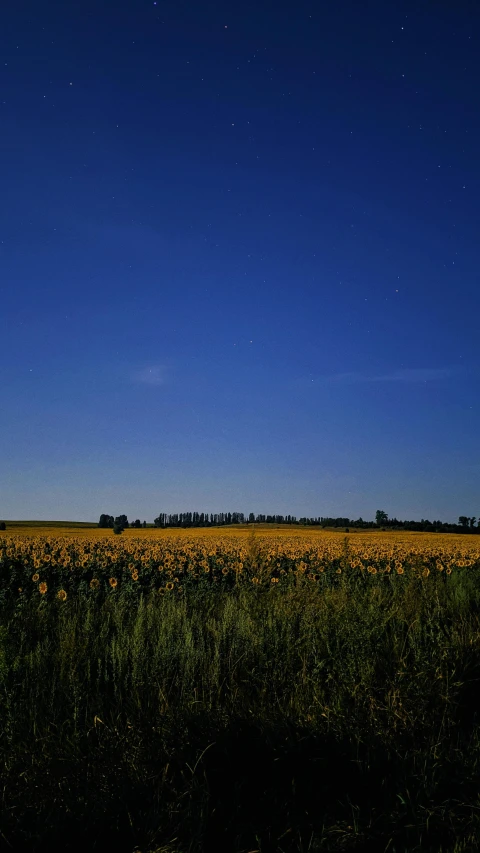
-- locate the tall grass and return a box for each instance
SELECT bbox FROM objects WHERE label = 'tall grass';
[1,540,480,850]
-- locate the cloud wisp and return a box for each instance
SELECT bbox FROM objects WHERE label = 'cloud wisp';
[131,365,167,386]
[322,367,455,385]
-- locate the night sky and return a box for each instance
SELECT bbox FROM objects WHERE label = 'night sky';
[1,0,479,523]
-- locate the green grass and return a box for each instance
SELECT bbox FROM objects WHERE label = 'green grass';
[2,554,480,851]
[3,519,99,528]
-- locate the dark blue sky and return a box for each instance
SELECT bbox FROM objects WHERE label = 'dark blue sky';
[1,0,479,522]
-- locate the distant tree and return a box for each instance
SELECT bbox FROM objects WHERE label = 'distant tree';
[469,517,477,528]
[0,521,6,530]
[143,520,147,528]
[375,510,388,526]
[112,515,129,534]
[132,519,142,528]
[98,514,114,528]
[459,516,469,528]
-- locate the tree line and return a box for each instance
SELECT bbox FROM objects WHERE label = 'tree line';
[98,515,147,534]
[95,510,480,534]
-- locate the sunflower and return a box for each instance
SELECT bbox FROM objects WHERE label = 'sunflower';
[396,567,404,575]
[57,589,67,601]
[270,576,279,584]
[32,573,40,582]
[422,567,430,578]
[222,567,229,575]
[131,570,139,581]
[158,586,166,595]
[90,578,100,589]
[445,567,452,575]
[335,568,342,574]
[252,577,259,584]
[39,582,48,595]
[166,581,174,591]
[109,577,118,588]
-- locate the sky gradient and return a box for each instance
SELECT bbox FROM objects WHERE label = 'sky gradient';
[1,0,479,522]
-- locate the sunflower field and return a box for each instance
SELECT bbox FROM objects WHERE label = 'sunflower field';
[2,528,479,605]
[2,527,480,852]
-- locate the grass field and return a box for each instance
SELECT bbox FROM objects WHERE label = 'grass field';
[1,525,480,851]
[2,519,102,528]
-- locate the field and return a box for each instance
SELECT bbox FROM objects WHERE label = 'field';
[1,526,480,852]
